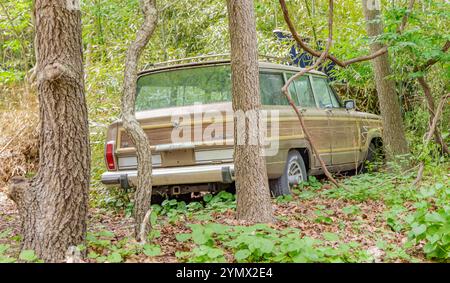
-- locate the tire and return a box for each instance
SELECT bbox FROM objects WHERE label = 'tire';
[269,150,307,197]
[360,142,382,173]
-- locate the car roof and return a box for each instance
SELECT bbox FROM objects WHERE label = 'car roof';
[138,59,327,77]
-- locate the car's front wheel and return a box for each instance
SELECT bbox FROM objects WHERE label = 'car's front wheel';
[360,141,384,173]
[269,150,307,197]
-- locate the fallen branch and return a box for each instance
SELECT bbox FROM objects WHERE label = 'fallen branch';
[412,93,449,186]
[281,0,339,188]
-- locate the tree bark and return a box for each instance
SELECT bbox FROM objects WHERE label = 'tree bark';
[417,76,449,155]
[414,41,450,155]
[227,0,273,223]
[362,0,409,159]
[121,0,157,242]
[413,93,449,186]
[8,0,90,262]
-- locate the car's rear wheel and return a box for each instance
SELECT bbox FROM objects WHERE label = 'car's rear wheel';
[270,150,307,197]
[360,142,384,172]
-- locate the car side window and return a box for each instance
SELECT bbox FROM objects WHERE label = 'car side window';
[311,76,335,109]
[328,85,342,108]
[259,72,289,106]
[293,76,316,108]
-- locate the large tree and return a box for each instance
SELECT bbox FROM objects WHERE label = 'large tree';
[361,0,409,159]
[8,0,90,262]
[226,0,273,222]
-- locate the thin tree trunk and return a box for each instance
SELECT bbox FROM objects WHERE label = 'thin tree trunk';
[8,0,90,262]
[121,0,157,242]
[227,0,273,223]
[362,0,409,160]
[413,93,449,186]
[417,76,449,155]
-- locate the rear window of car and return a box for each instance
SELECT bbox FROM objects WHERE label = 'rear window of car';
[136,65,303,111]
[136,65,232,111]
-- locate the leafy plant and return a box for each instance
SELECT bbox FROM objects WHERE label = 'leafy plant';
[407,183,450,261]
[19,250,42,263]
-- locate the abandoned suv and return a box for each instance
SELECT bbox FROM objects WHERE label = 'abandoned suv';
[101,57,383,196]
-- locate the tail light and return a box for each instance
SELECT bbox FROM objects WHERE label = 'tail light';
[105,141,116,170]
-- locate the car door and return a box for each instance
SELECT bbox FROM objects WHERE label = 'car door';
[310,76,360,166]
[291,74,333,167]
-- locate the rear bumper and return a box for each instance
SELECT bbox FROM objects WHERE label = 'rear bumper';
[101,163,235,188]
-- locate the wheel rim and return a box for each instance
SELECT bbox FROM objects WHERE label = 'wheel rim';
[288,159,303,187]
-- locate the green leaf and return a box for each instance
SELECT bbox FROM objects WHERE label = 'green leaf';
[143,244,161,257]
[323,232,340,241]
[0,244,10,254]
[87,251,99,259]
[194,214,213,221]
[205,223,229,234]
[0,229,11,239]
[235,249,251,262]
[315,216,333,224]
[192,231,208,245]
[107,252,122,263]
[419,187,436,198]
[203,194,213,203]
[175,233,191,242]
[96,256,107,263]
[0,256,16,263]
[207,247,223,259]
[423,242,436,255]
[425,212,445,223]
[97,230,115,238]
[19,250,38,262]
[411,224,427,237]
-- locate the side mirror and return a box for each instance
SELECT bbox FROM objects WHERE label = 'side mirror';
[344,99,356,110]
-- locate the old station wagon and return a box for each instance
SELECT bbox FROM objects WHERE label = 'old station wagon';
[101,56,383,196]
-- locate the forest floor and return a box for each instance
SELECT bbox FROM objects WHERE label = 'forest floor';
[2,167,447,263]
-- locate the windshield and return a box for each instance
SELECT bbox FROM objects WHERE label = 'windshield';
[136,64,232,111]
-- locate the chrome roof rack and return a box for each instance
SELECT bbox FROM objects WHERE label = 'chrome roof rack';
[142,53,293,71]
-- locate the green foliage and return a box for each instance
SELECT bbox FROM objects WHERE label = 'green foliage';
[143,244,161,257]
[342,205,361,216]
[0,244,15,263]
[174,223,374,263]
[0,0,34,83]
[148,191,236,225]
[406,183,450,261]
[86,230,162,263]
[18,250,42,263]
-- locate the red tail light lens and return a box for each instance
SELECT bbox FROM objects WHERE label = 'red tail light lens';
[105,142,116,170]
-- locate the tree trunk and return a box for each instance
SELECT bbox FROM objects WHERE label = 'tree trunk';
[227,0,273,223]
[417,76,449,155]
[8,0,90,262]
[362,0,409,159]
[121,0,157,242]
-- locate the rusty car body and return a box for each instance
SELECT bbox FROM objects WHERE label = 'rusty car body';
[101,56,383,196]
